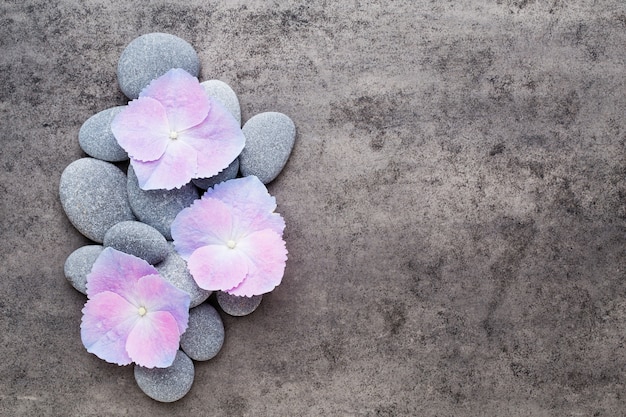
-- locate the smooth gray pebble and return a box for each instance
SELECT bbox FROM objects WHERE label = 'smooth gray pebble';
[134,350,194,403]
[180,304,224,361]
[103,221,168,265]
[79,106,128,162]
[64,245,104,294]
[216,291,263,316]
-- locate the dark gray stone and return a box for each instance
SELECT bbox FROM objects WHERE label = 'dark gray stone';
[59,158,135,243]
[127,165,199,240]
[192,158,239,190]
[216,291,263,317]
[239,112,296,184]
[180,304,224,361]
[134,350,194,403]
[156,243,211,308]
[200,80,241,125]
[103,221,168,265]
[78,106,128,162]
[117,33,200,99]
[63,245,104,294]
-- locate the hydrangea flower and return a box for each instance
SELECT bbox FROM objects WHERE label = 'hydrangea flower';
[111,68,245,190]
[81,247,190,368]
[171,176,287,296]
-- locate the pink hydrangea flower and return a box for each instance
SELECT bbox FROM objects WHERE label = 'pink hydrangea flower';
[111,68,245,190]
[81,247,190,368]
[171,176,287,297]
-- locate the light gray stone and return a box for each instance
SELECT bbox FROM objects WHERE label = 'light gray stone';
[59,158,135,243]
[216,291,263,317]
[134,350,194,403]
[117,33,200,99]
[180,304,224,361]
[103,221,168,265]
[192,158,239,190]
[156,243,211,308]
[239,112,296,184]
[127,165,199,240]
[78,107,128,162]
[63,245,104,294]
[200,80,241,125]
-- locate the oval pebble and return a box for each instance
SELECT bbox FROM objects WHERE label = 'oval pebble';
[59,158,135,243]
[127,165,199,240]
[103,221,168,265]
[180,304,224,361]
[78,106,128,162]
[156,243,211,308]
[64,245,104,294]
[134,350,194,403]
[216,291,263,316]
[239,112,296,184]
[192,158,239,190]
[200,80,241,125]
[117,33,200,99]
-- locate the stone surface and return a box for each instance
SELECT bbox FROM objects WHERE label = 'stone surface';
[59,158,135,243]
[134,350,194,403]
[117,33,200,99]
[216,291,262,317]
[155,243,211,308]
[78,106,128,162]
[239,112,296,184]
[192,158,239,190]
[180,304,224,361]
[201,80,242,125]
[63,245,104,294]
[102,221,168,265]
[127,165,199,240]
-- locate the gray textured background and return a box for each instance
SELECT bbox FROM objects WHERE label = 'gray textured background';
[2,1,626,416]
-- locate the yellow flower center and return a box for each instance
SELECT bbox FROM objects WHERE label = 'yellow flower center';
[169,130,178,140]
[226,240,237,249]
[138,306,147,316]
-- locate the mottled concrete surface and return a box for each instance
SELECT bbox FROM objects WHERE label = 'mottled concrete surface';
[1,1,626,415]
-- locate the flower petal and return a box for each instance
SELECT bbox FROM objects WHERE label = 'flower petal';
[171,197,234,259]
[140,68,210,132]
[226,229,288,297]
[130,139,198,190]
[81,291,139,366]
[187,244,248,291]
[126,311,181,368]
[205,176,285,237]
[110,97,170,162]
[179,99,245,179]
[135,274,190,335]
[86,247,158,300]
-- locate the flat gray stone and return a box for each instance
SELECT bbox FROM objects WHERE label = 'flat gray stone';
[59,158,135,243]
[127,165,199,240]
[156,243,211,308]
[192,158,239,190]
[239,112,296,184]
[103,221,168,265]
[117,33,200,99]
[63,245,104,294]
[200,80,241,125]
[134,350,194,403]
[78,107,128,162]
[180,304,224,361]
[216,291,263,317]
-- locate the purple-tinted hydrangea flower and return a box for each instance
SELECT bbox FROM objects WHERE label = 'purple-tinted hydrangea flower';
[81,247,190,368]
[111,68,245,190]
[171,176,287,297]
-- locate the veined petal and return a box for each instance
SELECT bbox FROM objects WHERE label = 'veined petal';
[86,247,158,301]
[171,197,234,259]
[187,244,248,291]
[81,291,139,366]
[130,139,198,190]
[226,229,287,297]
[179,99,245,179]
[126,311,181,368]
[111,97,170,162]
[135,274,190,335]
[140,68,210,132]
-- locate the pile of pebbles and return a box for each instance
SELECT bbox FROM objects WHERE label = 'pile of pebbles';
[60,33,295,402]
